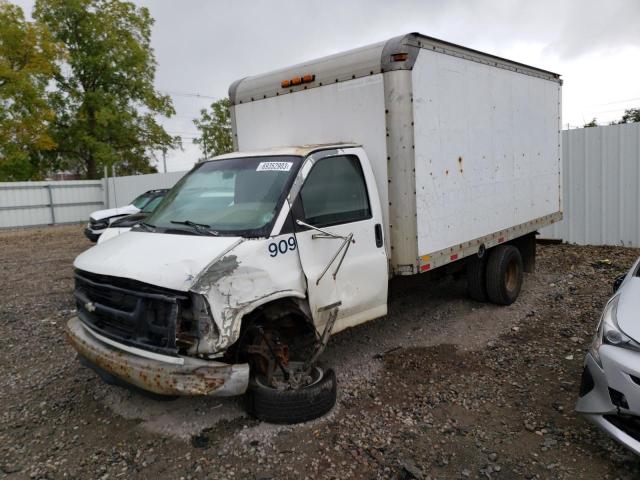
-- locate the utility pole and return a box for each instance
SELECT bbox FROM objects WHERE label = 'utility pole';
[162,148,167,173]
[111,164,118,208]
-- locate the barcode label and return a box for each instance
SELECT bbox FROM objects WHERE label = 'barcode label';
[256,162,293,172]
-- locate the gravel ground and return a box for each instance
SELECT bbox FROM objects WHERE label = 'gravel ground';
[1,225,640,479]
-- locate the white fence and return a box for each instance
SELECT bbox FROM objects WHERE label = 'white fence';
[540,122,640,247]
[0,180,105,228]
[0,170,187,229]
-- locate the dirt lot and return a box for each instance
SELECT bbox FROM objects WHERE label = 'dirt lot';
[1,225,640,479]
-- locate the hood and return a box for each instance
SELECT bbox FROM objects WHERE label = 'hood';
[74,231,242,291]
[90,204,139,221]
[617,277,640,343]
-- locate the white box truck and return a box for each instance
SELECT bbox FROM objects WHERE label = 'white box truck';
[66,33,562,423]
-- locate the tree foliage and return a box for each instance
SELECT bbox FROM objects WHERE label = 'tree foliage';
[33,0,179,179]
[583,118,598,128]
[193,98,233,159]
[0,0,62,181]
[617,108,640,124]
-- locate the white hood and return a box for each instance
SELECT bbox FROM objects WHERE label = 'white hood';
[617,277,640,343]
[90,204,139,221]
[74,231,242,291]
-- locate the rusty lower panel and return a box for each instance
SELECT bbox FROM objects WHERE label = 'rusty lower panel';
[66,317,249,397]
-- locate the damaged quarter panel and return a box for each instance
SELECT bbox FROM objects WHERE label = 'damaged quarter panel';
[190,235,307,353]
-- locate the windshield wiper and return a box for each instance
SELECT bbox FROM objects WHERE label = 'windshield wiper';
[170,220,219,236]
[136,221,156,232]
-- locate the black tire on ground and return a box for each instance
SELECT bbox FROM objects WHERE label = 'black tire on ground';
[466,257,488,302]
[245,365,337,424]
[485,245,523,306]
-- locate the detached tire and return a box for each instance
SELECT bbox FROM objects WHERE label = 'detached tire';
[485,245,523,305]
[245,365,337,424]
[466,257,488,302]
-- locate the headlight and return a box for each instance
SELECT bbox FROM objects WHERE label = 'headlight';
[590,295,639,366]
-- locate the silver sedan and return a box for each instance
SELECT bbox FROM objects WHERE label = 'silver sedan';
[576,256,640,455]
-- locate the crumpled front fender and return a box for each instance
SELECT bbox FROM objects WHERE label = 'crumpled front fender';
[189,236,307,353]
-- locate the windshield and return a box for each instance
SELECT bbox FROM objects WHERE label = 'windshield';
[145,155,302,236]
[131,192,154,209]
[140,195,164,213]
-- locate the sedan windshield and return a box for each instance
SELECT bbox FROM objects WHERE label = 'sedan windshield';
[145,155,302,236]
[131,192,154,209]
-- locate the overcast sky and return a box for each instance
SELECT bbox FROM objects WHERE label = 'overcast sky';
[14,0,640,172]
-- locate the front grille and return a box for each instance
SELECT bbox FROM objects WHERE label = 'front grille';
[74,270,189,356]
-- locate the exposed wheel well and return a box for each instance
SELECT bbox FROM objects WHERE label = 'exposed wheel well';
[224,297,316,363]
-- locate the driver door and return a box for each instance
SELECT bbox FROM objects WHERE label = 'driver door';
[292,150,388,332]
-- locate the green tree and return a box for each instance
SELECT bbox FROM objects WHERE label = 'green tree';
[583,118,597,128]
[193,98,233,159]
[0,1,62,181]
[33,0,179,179]
[618,108,640,124]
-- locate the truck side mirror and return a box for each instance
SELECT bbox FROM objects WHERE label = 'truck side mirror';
[613,275,625,293]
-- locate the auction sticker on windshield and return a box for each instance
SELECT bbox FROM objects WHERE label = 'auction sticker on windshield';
[256,162,293,172]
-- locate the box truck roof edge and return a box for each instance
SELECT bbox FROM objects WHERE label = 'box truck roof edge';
[229,32,561,105]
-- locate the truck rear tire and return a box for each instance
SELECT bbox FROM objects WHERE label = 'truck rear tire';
[466,257,488,302]
[485,245,523,305]
[245,363,337,424]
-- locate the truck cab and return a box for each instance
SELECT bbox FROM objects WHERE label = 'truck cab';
[68,144,387,421]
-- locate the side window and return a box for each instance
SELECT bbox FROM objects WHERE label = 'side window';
[299,155,371,227]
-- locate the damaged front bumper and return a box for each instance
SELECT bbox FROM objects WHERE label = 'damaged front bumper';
[66,316,249,397]
[576,348,640,455]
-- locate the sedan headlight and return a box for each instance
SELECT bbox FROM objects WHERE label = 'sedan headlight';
[591,295,640,366]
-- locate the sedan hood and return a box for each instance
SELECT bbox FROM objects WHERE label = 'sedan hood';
[617,277,640,343]
[74,231,242,291]
[90,204,139,221]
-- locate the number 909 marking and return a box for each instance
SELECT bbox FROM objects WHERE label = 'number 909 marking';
[269,237,297,257]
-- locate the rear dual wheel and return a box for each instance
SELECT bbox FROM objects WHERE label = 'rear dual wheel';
[467,245,523,305]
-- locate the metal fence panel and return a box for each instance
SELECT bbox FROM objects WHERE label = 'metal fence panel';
[540,122,640,246]
[0,180,103,228]
[0,170,188,229]
[105,170,186,208]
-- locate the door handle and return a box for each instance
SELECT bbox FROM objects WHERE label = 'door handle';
[374,224,383,248]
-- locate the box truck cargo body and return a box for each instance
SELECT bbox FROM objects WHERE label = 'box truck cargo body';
[66,33,561,422]
[230,32,562,275]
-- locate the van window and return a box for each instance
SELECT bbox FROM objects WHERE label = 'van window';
[300,155,371,227]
